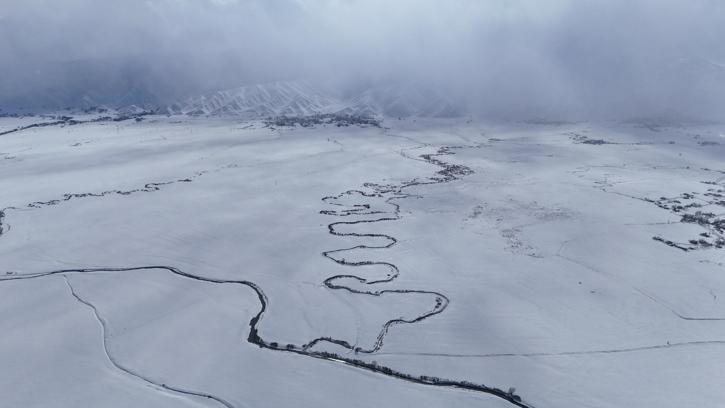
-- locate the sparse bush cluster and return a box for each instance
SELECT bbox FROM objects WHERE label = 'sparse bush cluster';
[310,351,524,403]
[265,113,380,128]
[83,106,109,114]
[113,109,158,123]
[681,211,716,226]
[647,185,725,251]
[567,132,611,145]
[0,109,162,136]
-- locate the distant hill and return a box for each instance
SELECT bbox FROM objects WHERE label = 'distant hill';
[167,80,464,119]
[168,81,342,118]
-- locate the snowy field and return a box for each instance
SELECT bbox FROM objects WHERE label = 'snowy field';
[1,115,724,408]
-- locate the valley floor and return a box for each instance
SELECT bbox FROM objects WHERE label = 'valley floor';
[1,115,724,407]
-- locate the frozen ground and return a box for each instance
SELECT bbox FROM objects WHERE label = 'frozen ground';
[1,115,724,407]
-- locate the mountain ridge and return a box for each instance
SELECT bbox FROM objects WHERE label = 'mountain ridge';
[167,81,465,119]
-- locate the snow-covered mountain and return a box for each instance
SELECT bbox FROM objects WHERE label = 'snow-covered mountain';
[1,75,467,119]
[168,81,342,118]
[168,81,465,119]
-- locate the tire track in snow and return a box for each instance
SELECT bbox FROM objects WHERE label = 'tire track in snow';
[62,275,236,408]
[373,340,725,359]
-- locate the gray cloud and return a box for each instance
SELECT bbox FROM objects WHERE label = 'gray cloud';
[2,0,724,120]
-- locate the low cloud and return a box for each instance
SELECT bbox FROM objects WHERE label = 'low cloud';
[2,0,724,120]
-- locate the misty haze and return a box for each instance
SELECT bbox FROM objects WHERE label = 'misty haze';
[1,1,724,408]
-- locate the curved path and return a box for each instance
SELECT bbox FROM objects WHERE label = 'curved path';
[62,275,237,408]
[0,141,532,408]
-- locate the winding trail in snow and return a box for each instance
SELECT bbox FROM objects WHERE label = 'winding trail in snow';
[62,275,237,408]
[373,340,725,359]
[556,240,725,322]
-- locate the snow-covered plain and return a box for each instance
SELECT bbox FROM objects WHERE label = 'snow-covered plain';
[1,115,724,408]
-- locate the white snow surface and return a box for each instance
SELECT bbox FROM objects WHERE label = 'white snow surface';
[1,115,724,408]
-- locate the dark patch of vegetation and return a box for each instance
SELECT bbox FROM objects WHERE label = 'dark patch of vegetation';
[681,211,716,225]
[83,106,109,114]
[650,185,725,250]
[112,109,159,122]
[0,110,158,137]
[265,113,380,128]
[653,236,690,251]
[567,132,614,145]
[308,350,526,406]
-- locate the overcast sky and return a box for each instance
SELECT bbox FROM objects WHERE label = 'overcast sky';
[1,0,724,119]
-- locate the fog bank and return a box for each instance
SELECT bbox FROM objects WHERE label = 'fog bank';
[2,0,724,120]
